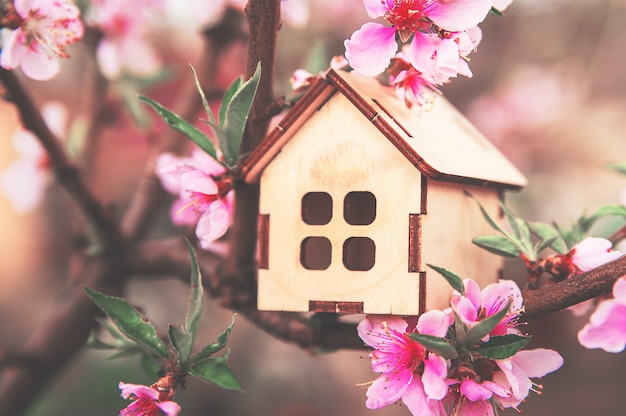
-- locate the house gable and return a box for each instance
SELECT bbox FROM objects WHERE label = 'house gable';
[242,69,527,190]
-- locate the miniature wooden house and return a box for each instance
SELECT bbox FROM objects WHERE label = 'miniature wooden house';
[241,69,527,315]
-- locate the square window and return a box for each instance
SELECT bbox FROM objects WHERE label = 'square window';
[343,237,375,271]
[301,237,332,270]
[302,192,333,225]
[344,191,376,225]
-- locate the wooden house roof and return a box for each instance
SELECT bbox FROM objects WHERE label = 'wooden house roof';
[241,69,527,190]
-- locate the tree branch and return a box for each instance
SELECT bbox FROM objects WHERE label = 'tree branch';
[224,0,280,281]
[521,254,626,321]
[0,68,120,249]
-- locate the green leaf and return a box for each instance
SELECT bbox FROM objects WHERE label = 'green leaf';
[489,6,503,17]
[580,204,626,233]
[528,221,568,254]
[84,287,170,359]
[220,77,243,127]
[472,235,521,258]
[189,64,217,125]
[464,190,506,235]
[184,240,203,348]
[477,334,531,360]
[192,315,236,364]
[463,300,511,349]
[607,161,626,176]
[427,264,465,296]
[535,236,558,253]
[407,333,458,360]
[139,95,218,160]
[221,62,262,166]
[189,355,243,391]
[168,324,193,364]
[139,352,162,377]
[499,202,534,257]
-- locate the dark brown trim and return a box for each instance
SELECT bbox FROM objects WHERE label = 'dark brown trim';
[420,174,428,215]
[309,300,364,314]
[326,70,523,191]
[408,214,421,273]
[258,214,270,269]
[241,77,336,183]
[419,271,427,315]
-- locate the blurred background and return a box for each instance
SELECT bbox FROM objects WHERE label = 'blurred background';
[0,0,624,415]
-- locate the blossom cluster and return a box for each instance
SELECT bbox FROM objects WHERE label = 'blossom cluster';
[344,0,513,106]
[156,149,233,250]
[358,278,564,415]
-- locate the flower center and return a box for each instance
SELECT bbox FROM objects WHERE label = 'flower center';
[22,8,81,58]
[386,0,435,39]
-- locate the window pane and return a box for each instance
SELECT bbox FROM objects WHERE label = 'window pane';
[302,192,333,225]
[301,237,332,270]
[343,237,375,271]
[344,191,376,225]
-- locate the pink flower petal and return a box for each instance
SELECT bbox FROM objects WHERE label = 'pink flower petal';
[345,23,398,76]
[427,0,491,32]
[0,29,27,70]
[357,315,408,348]
[416,309,452,337]
[118,382,159,401]
[196,200,230,247]
[577,286,626,353]
[402,377,442,416]
[19,44,61,81]
[461,379,493,401]
[510,349,564,379]
[156,401,181,416]
[571,237,622,272]
[363,0,392,18]
[366,369,413,409]
[422,354,449,400]
[181,170,219,197]
[408,31,440,74]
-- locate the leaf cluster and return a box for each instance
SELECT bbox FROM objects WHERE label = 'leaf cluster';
[84,240,242,391]
[139,63,261,169]
[466,191,626,260]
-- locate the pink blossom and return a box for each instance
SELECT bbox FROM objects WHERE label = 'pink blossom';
[155,149,233,249]
[570,237,623,272]
[451,279,523,339]
[577,276,626,353]
[344,0,491,76]
[0,0,84,80]
[118,382,180,416]
[408,27,482,84]
[1,102,67,213]
[388,52,439,108]
[87,0,164,78]
[357,311,452,413]
[443,348,563,413]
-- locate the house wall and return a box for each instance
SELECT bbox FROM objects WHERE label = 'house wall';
[257,93,424,314]
[420,182,504,311]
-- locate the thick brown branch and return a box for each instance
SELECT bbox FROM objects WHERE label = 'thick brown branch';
[521,254,626,321]
[225,0,280,279]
